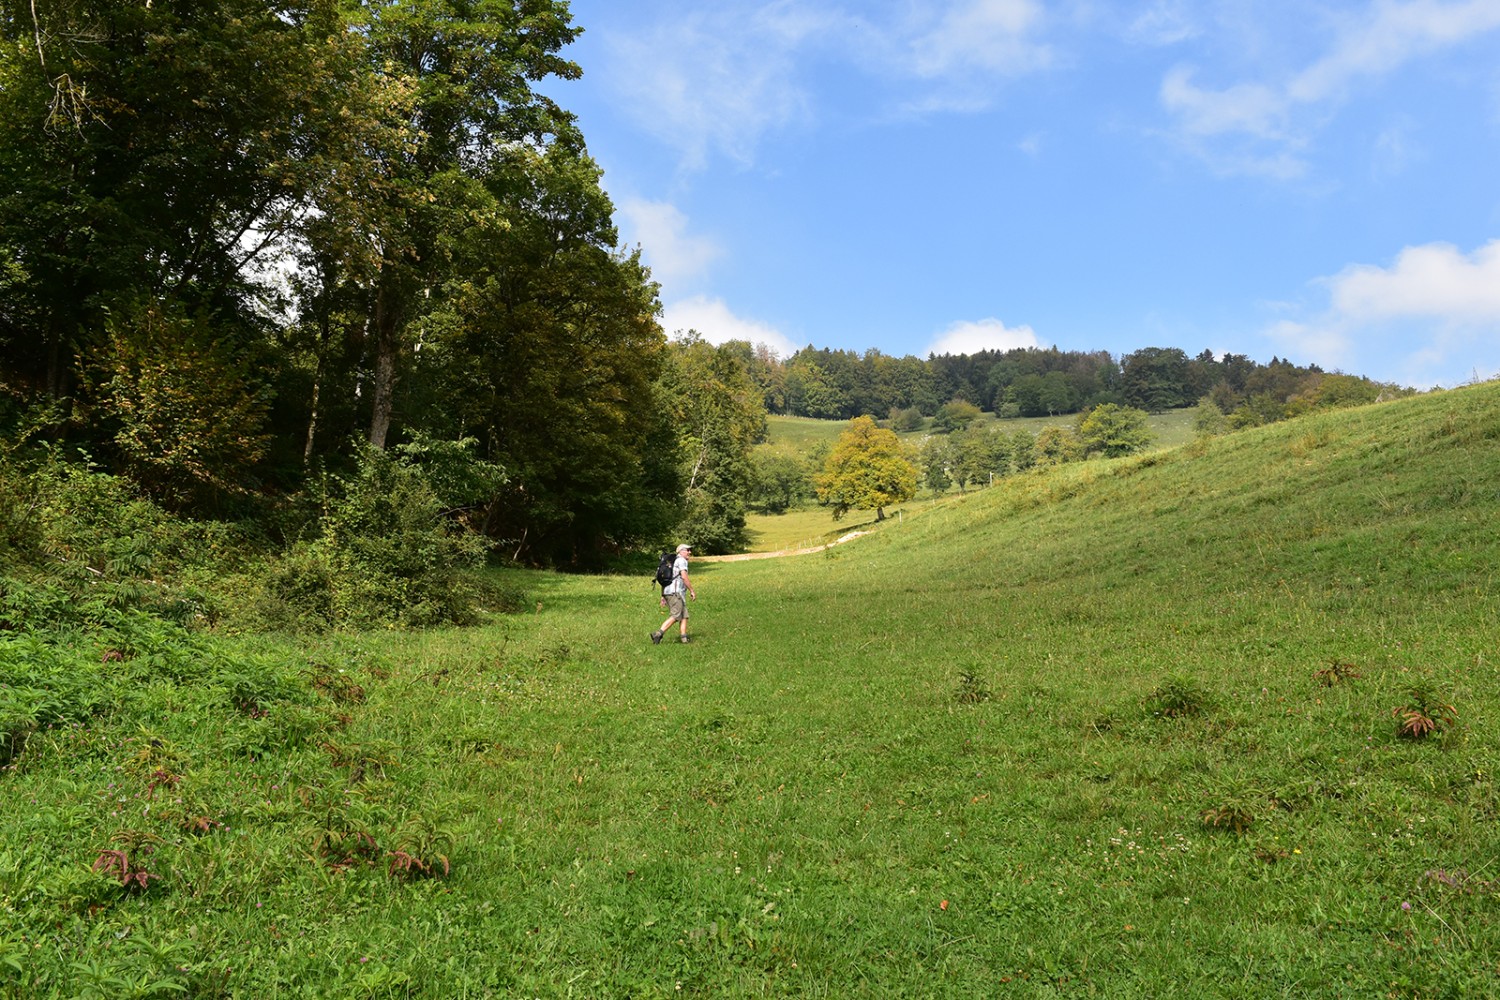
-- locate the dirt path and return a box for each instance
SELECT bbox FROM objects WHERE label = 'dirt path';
[698,530,869,562]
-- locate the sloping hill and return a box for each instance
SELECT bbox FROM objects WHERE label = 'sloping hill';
[7,383,1497,997]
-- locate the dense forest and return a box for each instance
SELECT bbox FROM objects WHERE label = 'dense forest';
[0,0,1410,592]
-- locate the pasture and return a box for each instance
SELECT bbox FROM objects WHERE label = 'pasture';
[5,384,1497,997]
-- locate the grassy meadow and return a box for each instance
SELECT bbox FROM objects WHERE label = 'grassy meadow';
[5,384,1500,997]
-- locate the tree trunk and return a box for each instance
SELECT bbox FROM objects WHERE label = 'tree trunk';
[368,286,399,450]
[303,320,329,466]
[303,368,322,466]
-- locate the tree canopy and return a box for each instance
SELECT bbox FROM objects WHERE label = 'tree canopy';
[815,416,917,521]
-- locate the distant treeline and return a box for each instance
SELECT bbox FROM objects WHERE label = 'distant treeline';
[720,342,1411,425]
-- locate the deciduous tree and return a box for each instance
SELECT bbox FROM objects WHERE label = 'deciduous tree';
[1076,404,1154,458]
[816,415,917,521]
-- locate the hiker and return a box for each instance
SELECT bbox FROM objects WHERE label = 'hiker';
[652,543,696,644]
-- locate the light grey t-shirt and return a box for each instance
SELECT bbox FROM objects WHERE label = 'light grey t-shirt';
[663,555,689,596]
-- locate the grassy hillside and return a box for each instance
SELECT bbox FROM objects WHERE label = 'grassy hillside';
[766,406,1198,451]
[5,384,1498,997]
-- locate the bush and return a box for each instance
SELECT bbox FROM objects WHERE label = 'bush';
[749,450,812,514]
[261,445,490,630]
[0,454,234,626]
[1076,404,1154,458]
[888,406,925,433]
[674,485,748,556]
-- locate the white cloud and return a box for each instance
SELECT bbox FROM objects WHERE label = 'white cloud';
[616,199,723,291]
[926,317,1040,356]
[1157,0,1500,177]
[1288,0,1500,103]
[1160,66,1288,140]
[1264,318,1355,370]
[908,0,1051,78]
[661,295,800,358]
[1267,239,1500,386]
[1326,239,1500,321]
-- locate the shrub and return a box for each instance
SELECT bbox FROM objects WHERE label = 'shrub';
[81,300,273,511]
[1076,404,1155,458]
[888,406,925,433]
[1314,661,1362,686]
[248,445,491,630]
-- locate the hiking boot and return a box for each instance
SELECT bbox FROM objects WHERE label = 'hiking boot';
[650,630,663,645]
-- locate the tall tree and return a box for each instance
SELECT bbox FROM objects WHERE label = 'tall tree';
[0,0,356,430]
[328,0,583,449]
[816,415,917,521]
[416,144,675,565]
[656,334,767,554]
[1121,347,1191,412]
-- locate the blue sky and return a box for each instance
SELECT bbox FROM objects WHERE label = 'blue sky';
[542,1,1500,389]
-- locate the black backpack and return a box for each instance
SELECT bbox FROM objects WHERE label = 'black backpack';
[653,550,675,590]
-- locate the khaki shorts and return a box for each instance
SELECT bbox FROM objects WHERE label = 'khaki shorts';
[665,592,689,620]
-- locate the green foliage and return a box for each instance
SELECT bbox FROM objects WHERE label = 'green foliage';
[1192,396,1230,437]
[656,335,768,553]
[279,446,490,630]
[1145,674,1211,719]
[0,455,234,625]
[1076,403,1155,458]
[82,302,273,510]
[1121,346,1192,412]
[1034,424,1082,465]
[918,435,953,494]
[887,405,925,432]
[815,415,918,521]
[1009,429,1036,471]
[950,425,1010,488]
[748,449,813,514]
[932,398,981,433]
[955,671,993,704]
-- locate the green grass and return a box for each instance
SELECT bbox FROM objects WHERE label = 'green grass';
[741,497,953,554]
[6,385,1500,996]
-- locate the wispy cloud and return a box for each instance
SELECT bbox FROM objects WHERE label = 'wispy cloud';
[616,199,723,292]
[1157,0,1500,177]
[1267,240,1500,386]
[1123,0,1201,47]
[906,0,1051,78]
[1287,0,1500,103]
[594,1,1057,171]
[601,6,823,170]
[661,295,800,358]
[926,318,1040,357]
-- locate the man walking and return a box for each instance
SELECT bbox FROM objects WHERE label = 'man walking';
[652,543,696,644]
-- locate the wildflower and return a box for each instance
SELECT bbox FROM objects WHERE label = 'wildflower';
[1401,901,1412,911]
